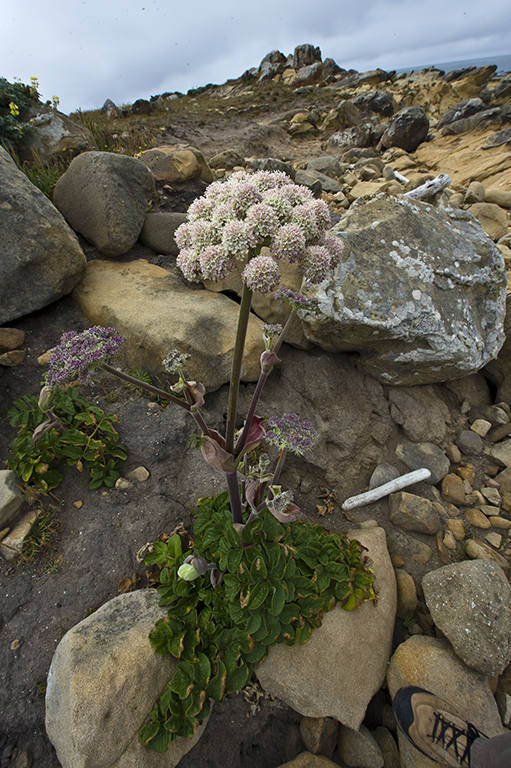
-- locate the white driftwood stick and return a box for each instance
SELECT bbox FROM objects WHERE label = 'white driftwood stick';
[405,173,451,200]
[342,468,432,511]
[394,170,409,184]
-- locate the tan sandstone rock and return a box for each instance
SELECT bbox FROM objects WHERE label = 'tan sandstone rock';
[256,527,396,730]
[72,260,264,390]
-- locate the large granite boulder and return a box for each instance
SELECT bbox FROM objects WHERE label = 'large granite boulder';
[256,527,396,730]
[45,590,206,768]
[300,193,506,385]
[0,147,86,324]
[53,151,156,257]
[71,259,264,391]
[17,105,98,163]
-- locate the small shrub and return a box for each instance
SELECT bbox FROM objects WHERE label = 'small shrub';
[6,386,127,491]
[0,76,41,152]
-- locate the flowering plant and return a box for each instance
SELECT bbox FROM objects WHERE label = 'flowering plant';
[36,170,375,752]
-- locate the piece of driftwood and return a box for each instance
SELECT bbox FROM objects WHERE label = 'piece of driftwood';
[405,173,451,200]
[394,170,409,184]
[342,468,432,511]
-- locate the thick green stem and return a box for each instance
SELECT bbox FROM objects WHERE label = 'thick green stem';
[225,284,253,455]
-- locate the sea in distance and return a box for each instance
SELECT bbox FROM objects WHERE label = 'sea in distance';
[396,52,511,76]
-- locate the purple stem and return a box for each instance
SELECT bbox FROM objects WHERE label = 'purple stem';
[225,470,244,525]
[235,308,295,458]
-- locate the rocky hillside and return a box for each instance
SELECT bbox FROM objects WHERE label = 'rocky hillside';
[1,42,511,768]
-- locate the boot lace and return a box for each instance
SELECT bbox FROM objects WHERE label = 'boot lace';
[430,712,485,766]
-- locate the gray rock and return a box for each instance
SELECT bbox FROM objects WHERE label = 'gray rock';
[139,212,187,255]
[380,107,429,152]
[389,492,442,534]
[17,106,98,164]
[289,44,322,70]
[326,122,376,151]
[437,98,487,129]
[251,157,295,179]
[300,193,506,385]
[422,560,511,676]
[292,62,324,87]
[0,470,24,527]
[0,147,86,324]
[395,443,450,485]
[389,386,451,443]
[53,151,155,257]
[208,149,245,170]
[372,727,400,768]
[45,590,206,768]
[369,463,400,490]
[455,429,484,455]
[306,156,345,179]
[256,528,396,730]
[294,169,342,193]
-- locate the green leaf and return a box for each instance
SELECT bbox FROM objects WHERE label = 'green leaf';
[207,659,227,701]
[226,662,250,693]
[166,534,182,559]
[245,612,262,635]
[227,548,242,572]
[269,582,286,616]
[247,581,269,611]
[250,554,268,581]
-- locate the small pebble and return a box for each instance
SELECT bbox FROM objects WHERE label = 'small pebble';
[128,466,150,482]
[485,532,502,549]
[488,516,511,530]
[470,418,492,437]
[443,531,457,550]
[446,518,466,541]
[73,501,83,509]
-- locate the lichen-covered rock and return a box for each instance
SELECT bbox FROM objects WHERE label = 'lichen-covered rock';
[300,193,506,385]
[53,151,155,257]
[0,147,86,324]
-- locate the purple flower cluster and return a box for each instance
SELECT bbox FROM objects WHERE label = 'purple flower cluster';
[265,413,319,455]
[174,170,342,293]
[46,327,125,387]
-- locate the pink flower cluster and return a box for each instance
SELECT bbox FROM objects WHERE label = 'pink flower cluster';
[175,170,344,294]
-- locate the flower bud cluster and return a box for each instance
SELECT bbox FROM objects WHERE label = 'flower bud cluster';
[175,170,344,294]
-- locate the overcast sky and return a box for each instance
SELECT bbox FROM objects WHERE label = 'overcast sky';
[2,0,511,114]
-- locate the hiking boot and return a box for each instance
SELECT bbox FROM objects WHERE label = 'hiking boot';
[393,686,487,766]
